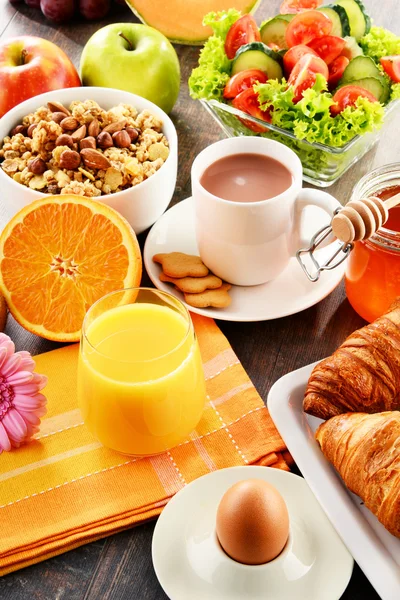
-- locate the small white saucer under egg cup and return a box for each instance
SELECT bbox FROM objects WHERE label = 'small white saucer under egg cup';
[152,466,353,600]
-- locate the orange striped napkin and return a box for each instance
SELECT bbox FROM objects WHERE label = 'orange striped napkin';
[0,314,289,576]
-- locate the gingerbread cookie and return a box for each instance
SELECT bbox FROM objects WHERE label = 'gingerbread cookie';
[160,272,223,294]
[184,284,232,309]
[153,252,209,278]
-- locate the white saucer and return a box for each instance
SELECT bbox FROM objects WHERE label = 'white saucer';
[152,466,353,600]
[144,198,345,322]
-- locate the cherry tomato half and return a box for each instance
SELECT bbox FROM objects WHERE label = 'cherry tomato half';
[224,15,261,60]
[280,0,322,13]
[285,10,332,48]
[223,69,268,99]
[380,55,400,83]
[283,44,318,76]
[307,35,346,65]
[330,84,378,116]
[328,55,349,88]
[232,88,271,132]
[288,53,329,102]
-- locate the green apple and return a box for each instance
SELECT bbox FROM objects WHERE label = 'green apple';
[80,23,180,114]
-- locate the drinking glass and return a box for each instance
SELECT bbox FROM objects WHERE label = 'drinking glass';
[78,288,206,456]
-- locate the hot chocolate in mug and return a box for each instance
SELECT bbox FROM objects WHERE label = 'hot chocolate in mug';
[191,137,341,286]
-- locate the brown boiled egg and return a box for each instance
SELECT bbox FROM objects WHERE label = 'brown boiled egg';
[216,478,289,565]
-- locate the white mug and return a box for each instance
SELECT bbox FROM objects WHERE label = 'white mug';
[191,137,341,286]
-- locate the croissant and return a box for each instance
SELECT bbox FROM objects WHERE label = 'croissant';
[316,411,400,538]
[304,299,400,420]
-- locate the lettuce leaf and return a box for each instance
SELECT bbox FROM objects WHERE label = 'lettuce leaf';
[256,74,385,147]
[361,26,400,61]
[189,10,241,101]
[391,83,400,102]
[203,8,241,38]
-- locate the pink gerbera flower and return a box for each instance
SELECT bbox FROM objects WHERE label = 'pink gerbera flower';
[0,333,47,454]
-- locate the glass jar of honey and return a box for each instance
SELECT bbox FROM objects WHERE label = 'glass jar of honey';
[345,163,400,322]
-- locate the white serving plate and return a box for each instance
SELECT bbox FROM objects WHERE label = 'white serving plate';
[267,362,400,600]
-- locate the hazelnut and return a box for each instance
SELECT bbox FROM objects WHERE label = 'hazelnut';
[112,130,131,148]
[11,125,27,136]
[60,116,79,131]
[27,124,38,138]
[126,127,140,142]
[56,134,74,148]
[59,149,81,170]
[71,124,87,142]
[80,136,96,150]
[28,157,46,175]
[97,131,113,149]
[88,118,100,137]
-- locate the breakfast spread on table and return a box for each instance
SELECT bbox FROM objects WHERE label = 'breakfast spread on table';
[1,0,400,597]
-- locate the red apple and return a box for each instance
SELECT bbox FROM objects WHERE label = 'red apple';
[0,36,81,117]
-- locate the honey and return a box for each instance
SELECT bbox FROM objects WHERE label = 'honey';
[346,180,400,322]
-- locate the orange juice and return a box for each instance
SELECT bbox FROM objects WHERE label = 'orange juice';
[78,300,206,455]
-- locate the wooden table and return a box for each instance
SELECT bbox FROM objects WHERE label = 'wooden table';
[0,0,398,598]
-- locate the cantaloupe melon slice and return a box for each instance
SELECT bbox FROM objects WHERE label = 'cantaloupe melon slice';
[125,0,262,45]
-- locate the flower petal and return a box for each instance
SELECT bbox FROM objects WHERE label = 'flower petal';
[13,393,47,411]
[0,346,9,371]
[16,410,41,427]
[1,353,22,378]
[2,408,28,441]
[10,382,39,395]
[0,333,15,354]
[7,370,35,386]
[16,351,35,373]
[0,421,11,452]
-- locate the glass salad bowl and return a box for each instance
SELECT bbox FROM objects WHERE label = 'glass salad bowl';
[201,99,400,187]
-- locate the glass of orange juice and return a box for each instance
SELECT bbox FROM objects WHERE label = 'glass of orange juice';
[78,288,206,456]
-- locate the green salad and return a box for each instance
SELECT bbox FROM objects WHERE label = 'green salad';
[189,4,400,150]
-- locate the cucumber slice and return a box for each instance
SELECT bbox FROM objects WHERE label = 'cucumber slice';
[342,36,364,59]
[353,0,371,33]
[341,56,381,83]
[232,43,283,81]
[260,16,292,50]
[318,5,350,37]
[340,77,390,103]
[336,0,370,40]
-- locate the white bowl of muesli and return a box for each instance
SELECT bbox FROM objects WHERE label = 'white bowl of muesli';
[0,87,177,234]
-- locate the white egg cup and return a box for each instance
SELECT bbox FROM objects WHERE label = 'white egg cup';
[152,466,353,600]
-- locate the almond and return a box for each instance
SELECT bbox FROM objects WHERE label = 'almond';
[47,101,70,116]
[52,112,67,124]
[102,120,127,134]
[80,148,111,170]
[88,118,100,137]
[80,136,96,150]
[60,117,79,131]
[71,124,87,142]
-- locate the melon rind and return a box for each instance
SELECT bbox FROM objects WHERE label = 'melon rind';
[125,0,262,45]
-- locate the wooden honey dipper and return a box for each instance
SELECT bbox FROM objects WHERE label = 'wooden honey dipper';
[331,192,400,244]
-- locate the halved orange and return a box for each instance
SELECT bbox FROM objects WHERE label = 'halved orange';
[0,195,142,342]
